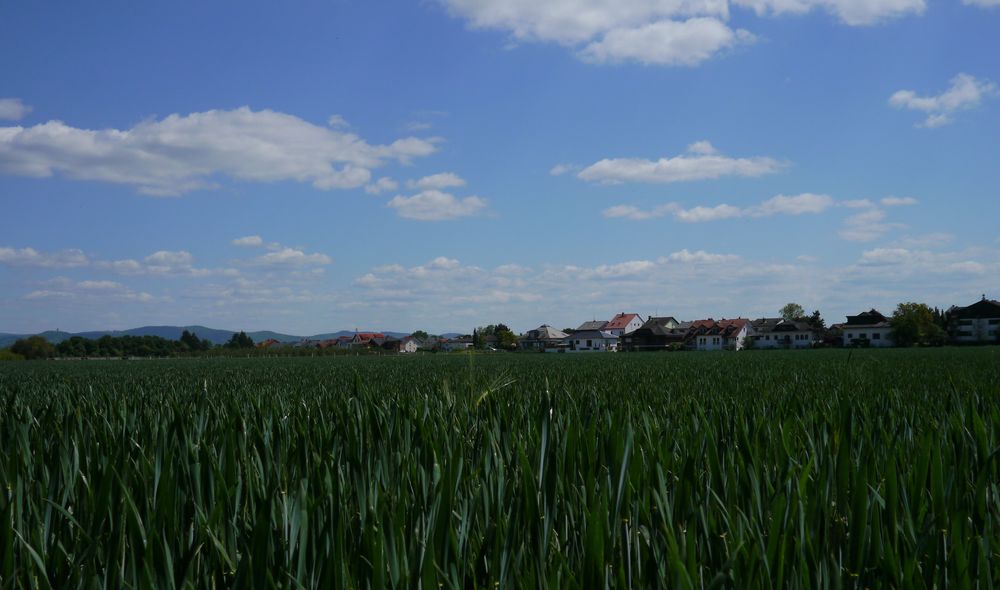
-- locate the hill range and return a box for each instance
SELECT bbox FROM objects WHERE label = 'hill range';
[0,326,448,349]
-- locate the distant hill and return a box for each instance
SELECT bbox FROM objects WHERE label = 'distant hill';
[0,326,417,348]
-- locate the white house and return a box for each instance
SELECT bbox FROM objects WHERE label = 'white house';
[565,330,619,352]
[691,319,750,351]
[950,297,1000,344]
[604,313,644,337]
[750,318,817,349]
[842,309,894,347]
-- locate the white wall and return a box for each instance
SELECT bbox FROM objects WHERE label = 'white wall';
[842,327,894,347]
[953,318,1000,343]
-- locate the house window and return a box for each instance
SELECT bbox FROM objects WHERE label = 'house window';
[847,333,853,339]
[873,333,881,340]
[989,319,999,325]
[587,340,592,347]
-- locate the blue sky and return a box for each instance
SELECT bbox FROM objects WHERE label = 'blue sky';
[1,0,998,335]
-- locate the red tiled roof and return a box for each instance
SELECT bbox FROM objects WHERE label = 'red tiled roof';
[605,313,639,329]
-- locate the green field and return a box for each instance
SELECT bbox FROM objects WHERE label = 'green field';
[2,349,1000,588]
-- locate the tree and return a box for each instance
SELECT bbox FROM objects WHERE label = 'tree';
[807,310,825,331]
[495,324,518,351]
[180,329,211,352]
[225,331,255,349]
[780,303,806,321]
[11,335,56,360]
[411,330,429,342]
[891,302,946,347]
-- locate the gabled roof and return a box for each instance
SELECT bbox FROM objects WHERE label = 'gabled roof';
[577,320,608,331]
[845,309,889,327]
[606,313,640,330]
[751,318,813,333]
[567,330,618,340]
[951,298,1000,320]
[521,325,568,341]
[632,317,685,337]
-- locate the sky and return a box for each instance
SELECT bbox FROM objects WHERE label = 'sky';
[1,0,998,335]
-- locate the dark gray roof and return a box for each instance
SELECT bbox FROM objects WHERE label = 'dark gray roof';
[566,330,618,340]
[751,318,813,333]
[576,320,608,331]
[951,298,1000,320]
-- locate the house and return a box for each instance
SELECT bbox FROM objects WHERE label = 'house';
[621,316,688,351]
[691,318,751,351]
[440,336,474,351]
[518,325,569,352]
[576,320,609,332]
[351,332,386,348]
[604,313,644,337]
[565,330,619,352]
[256,338,282,349]
[949,296,1000,343]
[382,336,420,353]
[750,318,817,349]
[841,309,894,347]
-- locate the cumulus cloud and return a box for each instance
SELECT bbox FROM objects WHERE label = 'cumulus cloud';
[0,246,89,268]
[387,190,488,221]
[549,163,578,176]
[0,98,32,121]
[603,193,833,221]
[880,196,918,206]
[100,250,237,277]
[24,277,156,303]
[437,0,921,67]
[365,177,399,195]
[250,248,333,267]
[889,73,998,128]
[0,107,439,195]
[578,141,785,184]
[733,0,925,25]
[838,208,904,242]
[407,172,467,190]
[232,235,264,247]
[579,18,754,66]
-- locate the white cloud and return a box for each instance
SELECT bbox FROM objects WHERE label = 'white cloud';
[686,140,718,155]
[889,73,998,128]
[101,250,236,277]
[0,246,88,268]
[603,193,833,222]
[734,0,924,25]
[838,208,904,242]
[549,163,578,176]
[251,247,332,267]
[673,203,744,222]
[232,235,264,247]
[579,18,754,66]
[0,107,439,195]
[387,190,488,221]
[963,0,1000,7]
[24,278,156,304]
[438,0,921,69]
[0,98,32,121]
[661,249,740,263]
[578,142,785,184]
[880,196,918,206]
[407,172,467,190]
[327,114,349,128]
[365,177,399,195]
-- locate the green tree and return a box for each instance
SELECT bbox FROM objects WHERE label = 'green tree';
[780,303,806,321]
[495,324,518,351]
[225,331,255,349]
[411,330,429,342]
[807,310,825,331]
[891,302,946,347]
[11,335,56,360]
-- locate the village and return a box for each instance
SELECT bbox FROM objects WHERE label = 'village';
[256,297,1000,353]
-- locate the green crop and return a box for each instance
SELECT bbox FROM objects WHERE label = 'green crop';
[2,348,1000,587]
